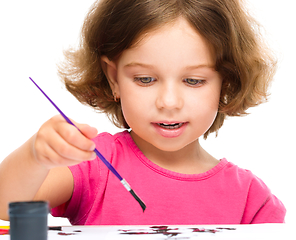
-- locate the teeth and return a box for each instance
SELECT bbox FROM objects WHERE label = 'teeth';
[158,123,183,129]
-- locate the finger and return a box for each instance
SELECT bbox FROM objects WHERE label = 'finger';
[35,123,96,163]
[75,122,98,139]
[34,132,91,169]
[41,143,94,168]
[54,121,96,152]
[48,129,97,162]
[51,115,98,142]
[34,115,97,168]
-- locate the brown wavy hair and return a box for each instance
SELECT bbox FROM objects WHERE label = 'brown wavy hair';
[58,0,276,139]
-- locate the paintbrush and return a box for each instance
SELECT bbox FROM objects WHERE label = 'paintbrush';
[29,77,146,212]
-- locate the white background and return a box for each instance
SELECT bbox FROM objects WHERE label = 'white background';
[0,0,295,226]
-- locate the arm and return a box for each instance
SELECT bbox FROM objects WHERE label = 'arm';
[33,166,74,209]
[0,115,97,220]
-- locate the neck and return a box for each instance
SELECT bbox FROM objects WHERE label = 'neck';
[130,131,218,174]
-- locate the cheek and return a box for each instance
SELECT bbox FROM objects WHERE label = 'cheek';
[189,102,218,136]
[120,98,137,126]
[204,80,222,113]
[118,86,148,126]
[191,85,221,131]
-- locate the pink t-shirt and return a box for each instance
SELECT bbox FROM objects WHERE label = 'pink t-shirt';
[51,131,286,225]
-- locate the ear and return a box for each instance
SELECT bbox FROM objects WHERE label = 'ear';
[101,56,120,97]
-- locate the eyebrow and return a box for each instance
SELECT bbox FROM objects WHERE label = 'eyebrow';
[185,64,216,70]
[124,62,215,70]
[124,62,154,69]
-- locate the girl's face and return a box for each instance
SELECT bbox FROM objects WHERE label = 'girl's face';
[104,18,222,154]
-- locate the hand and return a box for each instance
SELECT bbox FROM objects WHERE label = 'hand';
[31,115,98,169]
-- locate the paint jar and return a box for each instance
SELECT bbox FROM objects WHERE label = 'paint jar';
[9,201,48,240]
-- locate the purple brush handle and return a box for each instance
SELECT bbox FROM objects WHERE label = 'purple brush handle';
[29,77,146,211]
[29,77,123,181]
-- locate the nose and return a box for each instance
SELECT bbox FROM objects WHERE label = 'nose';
[156,82,183,110]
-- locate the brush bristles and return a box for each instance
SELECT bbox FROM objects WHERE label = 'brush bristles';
[129,190,146,212]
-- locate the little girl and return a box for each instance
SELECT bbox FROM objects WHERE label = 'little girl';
[0,0,286,225]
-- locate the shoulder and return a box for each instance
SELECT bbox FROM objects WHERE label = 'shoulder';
[220,160,258,186]
[224,161,286,223]
[91,130,130,158]
[219,161,272,206]
[242,172,286,223]
[68,131,130,180]
[225,162,271,195]
[222,160,286,223]
[222,160,271,197]
[92,130,129,147]
[92,131,119,145]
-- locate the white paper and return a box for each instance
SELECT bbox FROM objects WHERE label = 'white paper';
[43,224,294,240]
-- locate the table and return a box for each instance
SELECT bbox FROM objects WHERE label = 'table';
[0,224,294,239]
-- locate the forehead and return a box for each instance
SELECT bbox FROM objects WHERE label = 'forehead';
[117,18,215,69]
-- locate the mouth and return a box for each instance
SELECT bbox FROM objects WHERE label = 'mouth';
[156,122,185,129]
[152,121,188,138]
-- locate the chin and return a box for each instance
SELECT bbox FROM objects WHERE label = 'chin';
[152,137,199,153]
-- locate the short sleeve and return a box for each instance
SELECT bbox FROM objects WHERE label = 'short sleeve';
[241,175,286,223]
[250,194,286,223]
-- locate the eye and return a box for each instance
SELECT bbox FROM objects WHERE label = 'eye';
[183,78,205,86]
[134,77,156,85]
